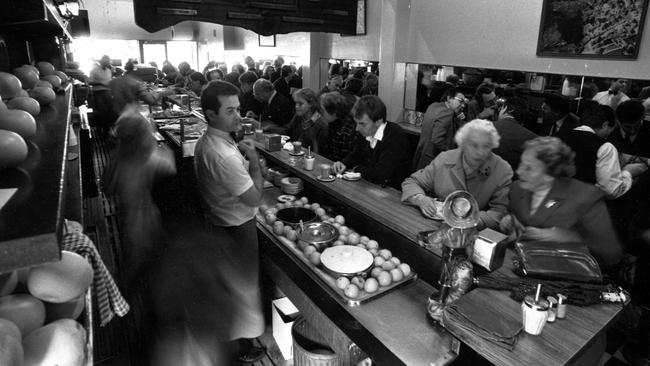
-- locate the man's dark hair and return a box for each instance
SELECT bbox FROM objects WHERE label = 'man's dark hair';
[544,94,570,116]
[232,64,245,74]
[281,65,293,78]
[616,99,645,124]
[343,78,363,96]
[439,86,459,102]
[124,61,135,73]
[581,103,615,129]
[320,92,351,119]
[503,97,529,123]
[201,81,240,115]
[352,95,387,123]
[239,71,259,85]
[189,71,207,85]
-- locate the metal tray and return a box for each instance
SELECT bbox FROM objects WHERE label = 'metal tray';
[258,217,417,306]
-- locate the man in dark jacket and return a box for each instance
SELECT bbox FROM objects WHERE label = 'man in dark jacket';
[492,97,537,172]
[253,78,294,134]
[540,93,579,139]
[609,99,650,158]
[332,96,411,189]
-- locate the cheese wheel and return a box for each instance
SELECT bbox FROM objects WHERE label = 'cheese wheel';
[23,319,86,366]
[27,251,93,303]
[0,294,45,336]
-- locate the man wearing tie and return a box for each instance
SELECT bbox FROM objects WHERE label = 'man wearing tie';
[540,93,579,139]
[331,96,411,189]
[252,78,294,134]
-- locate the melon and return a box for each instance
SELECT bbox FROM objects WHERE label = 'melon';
[7,97,40,117]
[0,333,23,366]
[0,108,37,138]
[0,294,45,336]
[0,271,18,297]
[27,251,93,304]
[23,319,86,366]
[22,65,39,76]
[55,71,69,84]
[0,318,22,341]
[35,80,52,89]
[0,129,28,168]
[41,75,61,89]
[0,72,23,100]
[35,61,55,76]
[28,87,56,106]
[13,67,39,90]
[45,295,85,323]
[17,89,29,98]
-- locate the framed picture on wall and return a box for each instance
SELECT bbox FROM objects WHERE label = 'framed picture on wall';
[341,0,366,36]
[258,35,276,47]
[537,0,649,59]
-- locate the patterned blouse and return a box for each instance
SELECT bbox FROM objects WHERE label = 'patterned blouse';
[324,116,357,162]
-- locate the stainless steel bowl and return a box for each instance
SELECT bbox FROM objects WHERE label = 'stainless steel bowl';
[276,207,318,228]
[298,222,339,251]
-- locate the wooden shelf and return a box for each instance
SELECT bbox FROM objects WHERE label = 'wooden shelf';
[0,84,73,273]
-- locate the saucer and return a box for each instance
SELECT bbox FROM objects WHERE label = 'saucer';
[289,151,305,156]
[316,175,336,182]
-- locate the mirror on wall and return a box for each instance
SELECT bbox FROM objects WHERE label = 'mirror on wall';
[319,58,379,94]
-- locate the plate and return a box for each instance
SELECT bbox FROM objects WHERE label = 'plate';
[277,194,296,203]
[317,175,336,182]
[342,172,361,181]
[289,151,305,156]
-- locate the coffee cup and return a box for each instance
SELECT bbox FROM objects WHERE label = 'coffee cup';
[522,295,549,335]
[304,156,315,171]
[292,141,302,155]
[320,163,331,178]
[242,123,253,135]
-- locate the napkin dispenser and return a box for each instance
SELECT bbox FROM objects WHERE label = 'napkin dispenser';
[264,134,282,152]
[471,228,508,271]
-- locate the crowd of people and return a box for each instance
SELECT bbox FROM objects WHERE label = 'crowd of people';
[89,50,650,364]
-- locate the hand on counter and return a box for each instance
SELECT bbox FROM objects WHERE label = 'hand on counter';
[332,161,346,174]
[413,195,439,220]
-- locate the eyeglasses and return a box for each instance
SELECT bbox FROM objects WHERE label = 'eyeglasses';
[454,96,467,104]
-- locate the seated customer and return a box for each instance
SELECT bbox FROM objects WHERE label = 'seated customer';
[239,71,263,119]
[608,99,650,158]
[500,137,623,270]
[467,82,498,121]
[492,97,538,172]
[320,91,356,162]
[331,96,411,189]
[402,119,513,230]
[187,71,207,97]
[253,78,294,134]
[286,89,328,154]
[564,103,646,198]
[412,87,467,171]
[540,94,579,139]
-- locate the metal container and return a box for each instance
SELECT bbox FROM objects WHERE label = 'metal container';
[298,222,339,251]
[276,207,318,228]
[320,245,374,278]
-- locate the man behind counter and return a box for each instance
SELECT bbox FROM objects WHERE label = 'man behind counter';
[332,96,411,189]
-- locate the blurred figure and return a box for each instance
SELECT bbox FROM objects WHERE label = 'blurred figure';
[244,56,258,75]
[321,74,343,95]
[88,55,113,87]
[149,61,164,80]
[205,68,224,82]
[271,56,284,82]
[593,79,630,110]
[239,71,263,119]
[161,61,178,86]
[320,91,356,162]
[103,108,176,285]
[540,93,579,139]
[261,65,274,80]
[360,73,378,96]
[87,55,117,135]
[287,88,328,154]
[232,63,245,75]
[175,62,194,88]
[194,81,266,363]
[109,66,158,115]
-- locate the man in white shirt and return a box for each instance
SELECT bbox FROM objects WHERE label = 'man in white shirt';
[592,79,630,110]
[563,103,646,198]
[194,80,266,362]
[88,55,112,89]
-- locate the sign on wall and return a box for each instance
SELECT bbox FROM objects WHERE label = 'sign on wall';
[537,0,649,59]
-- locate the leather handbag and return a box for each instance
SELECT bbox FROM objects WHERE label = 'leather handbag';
[514,241,603,283]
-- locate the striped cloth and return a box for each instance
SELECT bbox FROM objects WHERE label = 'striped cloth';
[62,220,130,326]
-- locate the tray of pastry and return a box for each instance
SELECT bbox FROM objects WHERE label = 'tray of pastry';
[151,109,193,119]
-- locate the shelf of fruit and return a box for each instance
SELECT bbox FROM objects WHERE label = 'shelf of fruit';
[257,196,417,306]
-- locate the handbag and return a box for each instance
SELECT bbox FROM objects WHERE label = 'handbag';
[514,241,603,283]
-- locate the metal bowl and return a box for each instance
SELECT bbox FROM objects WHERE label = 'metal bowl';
[276,207,318,228]
[298,222,339,251]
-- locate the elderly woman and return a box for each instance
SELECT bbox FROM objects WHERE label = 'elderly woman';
[402,119,513,230]
[412,86,467,171]
[500,137,623,270]
[286,88,328,154]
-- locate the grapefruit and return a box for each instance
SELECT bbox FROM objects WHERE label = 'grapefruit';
[13,67,39,90]
[0,108,37,138]
[23,319,86,366]
[29,86,56,106]
[6,96,40,117]
[41,75,62,89]
[27,251,94,303]
[35,61,56,76]
[0,72,22,99]
[0,129,28,168]
[0,294,45,336]
[35,80,52,89]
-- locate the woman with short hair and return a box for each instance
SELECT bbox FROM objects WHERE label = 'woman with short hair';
[402,119,513,230]
[500,136,623,270]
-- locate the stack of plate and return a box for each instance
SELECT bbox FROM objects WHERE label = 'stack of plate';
[281,177,304,195]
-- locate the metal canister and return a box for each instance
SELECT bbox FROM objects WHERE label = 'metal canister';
[557,294,567,319]
[522,295,549,335]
